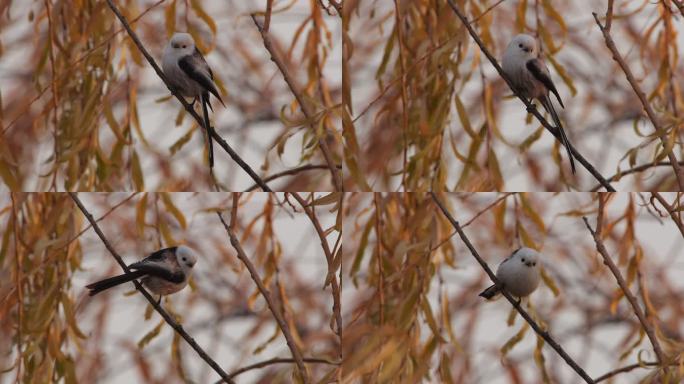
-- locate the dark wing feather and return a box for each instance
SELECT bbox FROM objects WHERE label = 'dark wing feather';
[526,58,564,108]
[178,50,225,107]
[128,262,185,284]
[86,270,146,296]
[141,246,177,262]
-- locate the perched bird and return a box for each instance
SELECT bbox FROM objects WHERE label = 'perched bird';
[479,247,541,300]
[162,32,225,168]
[86,245,197,300]
[502,34,576,174]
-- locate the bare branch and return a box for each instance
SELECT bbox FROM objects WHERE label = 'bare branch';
[221,357,338,382]
[445,0,615,192]
[593,2,684,190]
[103,0,272,192]
[650,193,684,239]
[595,361,661,383]
[69,193,236,384]
[431,192,596,384]
[582,196,666,365]
[590,161,684,191]
[217,201,310,383]
[251,15,343,192]
[245,164,342,192]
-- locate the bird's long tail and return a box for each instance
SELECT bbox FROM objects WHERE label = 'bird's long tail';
[200,93,215,168]
[479,283,501,300]
[540,95,576,174]
[86,270,146,296]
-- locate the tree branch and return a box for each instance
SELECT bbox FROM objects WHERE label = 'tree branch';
[431,192,595,384]
[650,192,684,239]
[217,196,310,383]
[251,14,343,192]
[593,0,684,191]
[69,193,236,384]
[445,0,615,192]
[245,164,342,192]
[104,0,272,192]
[582,196,666,365]
[590,161,684,191]
[219,357,338,382]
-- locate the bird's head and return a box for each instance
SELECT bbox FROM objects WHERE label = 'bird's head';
[508,34,537,57]
[514,247,541,269]
[168,32,196,55]
[176,245,198,271]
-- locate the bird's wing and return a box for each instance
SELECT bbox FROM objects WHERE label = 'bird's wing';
[129,248,185,283]
[178,49,225,106]
[526,58,564,108]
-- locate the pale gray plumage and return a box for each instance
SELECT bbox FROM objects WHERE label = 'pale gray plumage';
[162,32,224,167]
[479,247,541,300]
[502,34,576,174]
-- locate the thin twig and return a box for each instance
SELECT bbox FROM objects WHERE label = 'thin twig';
[582,197,666,365]
[69,193,236,384]
[290,192,343,376]
[217,201,310,383]
[104,0,272,192]
[590,161,684,191]
[251,15,343,192]
[222,357,338,382]
[594,361,662,383]
[431,192,595,384]
[650,193,684,239]
[244,164,342,192]
[593,1,684,191]
[445,0,615,192]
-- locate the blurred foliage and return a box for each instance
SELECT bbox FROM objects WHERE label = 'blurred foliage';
[0,192,343,382]
[342,192,684,383]
[0,1,341,191]
[343,0,684,191]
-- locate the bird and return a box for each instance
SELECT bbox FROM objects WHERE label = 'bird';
[479,247,541,300]
[502,34,576,174]
[162,32,225,168]
[86,245,197,301]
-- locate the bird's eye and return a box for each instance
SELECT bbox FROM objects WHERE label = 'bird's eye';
[518,43,523,48]
[533,262,536,266]
[182,45,186,48]
[182,257,187,261]
[521,258,525,262]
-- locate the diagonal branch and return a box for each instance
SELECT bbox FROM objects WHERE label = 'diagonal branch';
[221,357,338,382]
[217,194,310,383]
[69,193,236,384]
[104,0,272,192]
[592,0,684,191]
[245,164,342,192]
[251,14,343,192]
[431,192,595,384]
[590,161,684,191]
[582,195,666,365]
[445,0,615,192]
[650,192,684,239]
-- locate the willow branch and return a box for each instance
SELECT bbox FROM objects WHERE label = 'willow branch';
[220,357,338,382]
[590,161,684,191]
[582,197,666,364]
[104,0,272,192]
[251,15,342,191]
[69,193,235,384]
[593,1,684,191]
[445,0,615,192]
[217,200,310,383]
[431,192,595,384]
[245,164,342,192]
[650,192,684,239]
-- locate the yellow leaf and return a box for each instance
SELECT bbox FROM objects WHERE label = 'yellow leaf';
[137,320,165,348]
[501,323,528,356]
[454,95,476,138]
[161,193,186,229]
[164,0,176,38]
[540,267,559,296]
[131,151,144,191]
[136,193,147,236]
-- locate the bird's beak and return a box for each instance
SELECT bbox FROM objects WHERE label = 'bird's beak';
[523,48,531,53]
[525,261,533,267]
